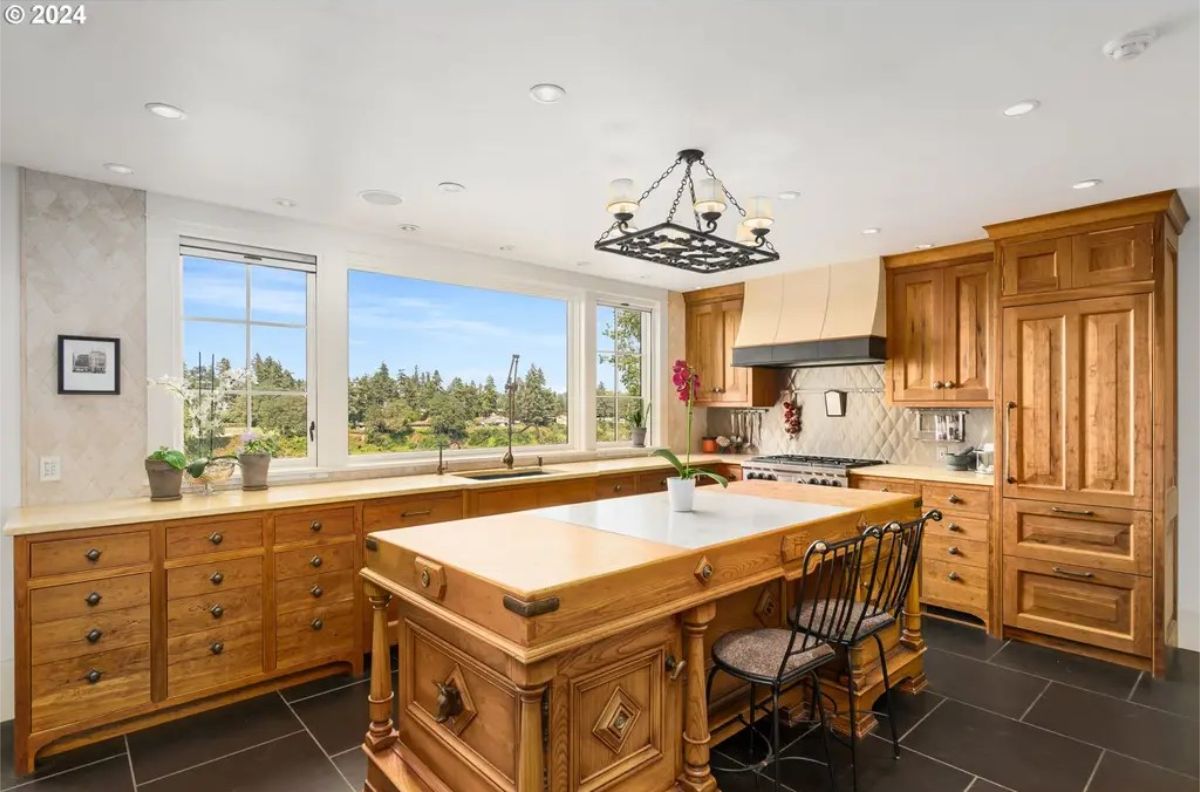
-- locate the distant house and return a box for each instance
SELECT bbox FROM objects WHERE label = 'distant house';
[479,413,508,426]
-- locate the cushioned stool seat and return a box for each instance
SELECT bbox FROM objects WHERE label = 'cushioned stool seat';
[712,628,835,681]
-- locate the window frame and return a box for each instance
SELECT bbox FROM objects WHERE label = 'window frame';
[594,302,653,447]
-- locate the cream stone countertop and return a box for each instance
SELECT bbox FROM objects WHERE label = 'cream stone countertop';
[851,463,995,487]
[3,454,751,536]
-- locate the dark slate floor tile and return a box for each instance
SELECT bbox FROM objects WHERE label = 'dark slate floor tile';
[767,727,971,792]
[870,689,946,740]
[280,667,368,703]
[332,748,367,790]
[904,699,1100,792]
[138,732,348,792]
[289,680,370,755]
[0,720,126,790]
[127,692,302,783]
[925,648,1048,719]
[8,755,133,792]
[1024,682,1199,778]
[965,779,1012,792]
[989,640,1141,700]
[1087,751,1200,792]
[1130,649,1200,720]
[711,763,769,791]
[922,616,1005,661]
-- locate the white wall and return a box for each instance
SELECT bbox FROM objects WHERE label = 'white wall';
[1175,198,1198,652]
[1,164,22,720]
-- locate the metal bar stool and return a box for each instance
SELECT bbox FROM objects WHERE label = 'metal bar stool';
[789,509,941,791]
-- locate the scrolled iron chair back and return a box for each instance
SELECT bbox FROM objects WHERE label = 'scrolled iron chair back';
[862,509,942,621]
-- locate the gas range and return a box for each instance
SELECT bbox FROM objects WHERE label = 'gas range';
[742,455,884,487]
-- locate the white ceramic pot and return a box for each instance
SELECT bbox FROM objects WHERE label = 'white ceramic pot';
[667,476,696,512]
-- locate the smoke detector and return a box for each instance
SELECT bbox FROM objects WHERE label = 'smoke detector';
[1102,29,1156,61]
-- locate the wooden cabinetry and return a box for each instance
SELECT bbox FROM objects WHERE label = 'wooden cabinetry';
[883,240,995,406]
[684,284,778,407]
[998,222,1153,297]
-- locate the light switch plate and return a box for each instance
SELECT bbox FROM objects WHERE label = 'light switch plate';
[39,456,61,482]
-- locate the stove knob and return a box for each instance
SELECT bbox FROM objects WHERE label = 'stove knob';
[808,478,820,485]
[830,479,843,487]
[747,472,760,480]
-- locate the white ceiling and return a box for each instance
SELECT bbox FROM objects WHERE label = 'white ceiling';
[2,0,1197,291]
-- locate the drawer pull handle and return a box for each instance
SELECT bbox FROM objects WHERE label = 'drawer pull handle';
[311,618,324,631]
[85,548,102,562]
[401,509,433,518]
[1050,506,1095,517]
[210,604,224,619]
[310,556,323,568]
[948,523,963,533]
[85,669,102,684]
[210,571,224,585]
[947,546,961,556]
[310,520,322,532]
[665,654,686,681]
[208,532,223,545]
[614,484,623,492]
[947,571,961,581]
[880,487,890,492]
[85,628,103,643]
[85,591,102,606]
[310,585,324,598]
[210,641,224,655]
[948,494,963,504]
[1052,566,1095,579]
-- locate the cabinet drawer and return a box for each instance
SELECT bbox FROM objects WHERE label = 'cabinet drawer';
[31,604,151,664]
[922,483,991,517]
[276,570,355,614]
[166,517,262,559]
[275,540,354,581]
[636,471,671,494]
[167,618,264,699]
[363,492,463,532]
[594,475,637,500]
[850,475,919,496]
[167,556,263,600]
[276,599,356,667]
[469,485,540,517]
[29,531,150,578]
[1002,499,1150,575]
[928,513,989,542]
[924,534,988,569]
[275,506,355,546]
[1003,556,1150,657]
[167,585,262,638]
[922,557,988,614]
[32,643,152,732]
[30,572,149,624]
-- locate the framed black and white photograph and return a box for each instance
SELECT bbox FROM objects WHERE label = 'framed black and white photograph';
[58,335,120,395]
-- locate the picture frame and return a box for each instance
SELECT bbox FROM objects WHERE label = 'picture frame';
[58,335,120,395]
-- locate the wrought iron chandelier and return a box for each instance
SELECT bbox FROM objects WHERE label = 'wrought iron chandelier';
[594,148,779,274]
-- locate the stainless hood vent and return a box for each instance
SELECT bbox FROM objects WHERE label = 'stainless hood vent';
[731,258,887,368]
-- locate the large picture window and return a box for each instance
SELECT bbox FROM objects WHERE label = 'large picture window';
[595,304,650,443]
[180,239,315,463]
[347,271,569,455]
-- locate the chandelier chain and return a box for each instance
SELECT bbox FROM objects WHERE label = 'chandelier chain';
[685,167,702,231]
[700,158,748,218]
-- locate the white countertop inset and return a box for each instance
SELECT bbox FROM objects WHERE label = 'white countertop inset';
[532,490,851,550]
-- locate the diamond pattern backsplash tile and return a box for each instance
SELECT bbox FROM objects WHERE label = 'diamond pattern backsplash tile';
[705,364,993,465]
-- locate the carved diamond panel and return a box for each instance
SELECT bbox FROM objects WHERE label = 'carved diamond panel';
[437,664,477,736]
[754,586,779,627]
[591,686,642,754]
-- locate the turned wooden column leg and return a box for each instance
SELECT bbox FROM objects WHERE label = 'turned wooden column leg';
[516,684,547,791]
[364,581,396,752]
[678,601,718,792]
[900,558,924,652]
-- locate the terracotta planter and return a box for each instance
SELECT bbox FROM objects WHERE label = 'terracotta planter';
[238,453,271,491]
[666,476,695,512]
[631,427,648,447]
[144,459,183,501]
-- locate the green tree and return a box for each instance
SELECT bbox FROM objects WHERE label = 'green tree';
[480,375,500,415]
[428,391,470,443]
[600,308,644,398]
[518,365,558,441]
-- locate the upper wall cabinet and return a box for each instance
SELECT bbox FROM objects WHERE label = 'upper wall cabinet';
[883,241,996,407]
[683,284,778,407]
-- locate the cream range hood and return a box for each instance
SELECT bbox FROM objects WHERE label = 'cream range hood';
[731,258,887,368]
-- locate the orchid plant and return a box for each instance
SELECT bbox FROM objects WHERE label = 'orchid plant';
[148,368,252,458]
[651,360,728,486]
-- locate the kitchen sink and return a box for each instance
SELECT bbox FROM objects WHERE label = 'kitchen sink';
[456,468,557,481]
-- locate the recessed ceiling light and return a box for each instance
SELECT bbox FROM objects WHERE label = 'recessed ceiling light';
[1103,30,1156,61]
[499,244,515,252]
[358,189,404,206]
[274,198,297,208]
[397,223,421,232]
[915,243,935,250]
[778,190,801,200]
[575,261,590,267]
[529,83,566,104]
[861,227,881,235]
[1072,179,1103,190]
[103,162,133,175]
[638,275,649,280]
[438,181,466,193]
[1003,99,1040,117]
[144,102,187,120]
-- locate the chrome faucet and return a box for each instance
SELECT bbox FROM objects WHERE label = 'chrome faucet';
[501,354,520,470]
[436,441,446,475]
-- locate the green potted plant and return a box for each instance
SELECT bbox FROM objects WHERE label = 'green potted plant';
[236,430,279,491]
[652,360,727,511]
[628,399,649,447]
[144,446,186,501]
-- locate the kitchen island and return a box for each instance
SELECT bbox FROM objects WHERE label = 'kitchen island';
[359,479,924,792]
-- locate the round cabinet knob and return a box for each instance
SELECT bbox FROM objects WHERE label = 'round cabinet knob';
[948,523,963,533]
[699,564,714,581]
[933,381,945,390]
[85,668,103,684]
[311,618,324,631]
[210,642,224,655]
[309,556,323,568]
[210,571,224,585]
[208,532,223,545]
[942,381,956,389]
[310,520,322,533]
[85,548,102,562]
[85,628,103,643]
[85,591,102,607]
[880,486,890,492]
[947,571,961,581]
[210,604,224,619]
[947,546,961,556]
[948,494,964,505]
[310,585,324,598]
[419,569,431,589]
[613,484,623,493]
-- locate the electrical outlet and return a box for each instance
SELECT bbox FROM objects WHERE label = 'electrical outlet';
[935,447,947,462]
[39,456,61,482]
